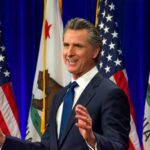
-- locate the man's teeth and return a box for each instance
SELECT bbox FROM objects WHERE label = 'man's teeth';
[68,59,76,64]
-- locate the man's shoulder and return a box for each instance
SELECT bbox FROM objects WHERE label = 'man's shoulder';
[93,73,122,92]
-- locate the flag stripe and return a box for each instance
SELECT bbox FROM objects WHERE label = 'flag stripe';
[129,115,141,149]
[0,111,10,134]
[1,83,19,125]
[143,73,150,150]
[113,70,135,119]
[113,71,141,149]
[128,139,135,150]
[0,86,20,136]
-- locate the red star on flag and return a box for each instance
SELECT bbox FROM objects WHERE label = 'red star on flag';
[45,19,52,39]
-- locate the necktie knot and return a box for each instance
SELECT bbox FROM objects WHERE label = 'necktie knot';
[68,81,78,92]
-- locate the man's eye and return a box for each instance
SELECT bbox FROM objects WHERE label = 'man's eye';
[63,44,69,47]
[75,44,83,48]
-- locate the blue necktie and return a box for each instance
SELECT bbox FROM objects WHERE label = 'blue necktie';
[59,81,78,138]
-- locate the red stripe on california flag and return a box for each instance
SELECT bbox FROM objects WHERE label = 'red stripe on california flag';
[1,82,19,126]
[113,70,135,120]
[0,111,10,135]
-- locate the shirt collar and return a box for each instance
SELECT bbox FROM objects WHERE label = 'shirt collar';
[71,66,98,89]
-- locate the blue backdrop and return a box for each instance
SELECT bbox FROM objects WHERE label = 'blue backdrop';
[0,0,150,146]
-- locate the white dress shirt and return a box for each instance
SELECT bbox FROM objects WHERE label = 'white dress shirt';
[56,66,98,150]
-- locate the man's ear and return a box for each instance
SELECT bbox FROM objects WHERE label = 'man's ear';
[93,47,100,59]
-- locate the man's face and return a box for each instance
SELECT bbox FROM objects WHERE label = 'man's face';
[63,29,99,79]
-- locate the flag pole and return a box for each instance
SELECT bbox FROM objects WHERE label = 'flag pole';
[41,0,63,134]
[41,0,47,134]
[58,0,62,16]
[95,0,100,28]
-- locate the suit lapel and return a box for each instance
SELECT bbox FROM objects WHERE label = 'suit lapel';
[50,86,68,146]
[55,87,67,112]
[58,73,104,147]
[76,73,103,107]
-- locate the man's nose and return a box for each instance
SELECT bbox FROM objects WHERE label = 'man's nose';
[67,46,74,55]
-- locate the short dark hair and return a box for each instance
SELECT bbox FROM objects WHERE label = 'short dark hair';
[64,18,102,50]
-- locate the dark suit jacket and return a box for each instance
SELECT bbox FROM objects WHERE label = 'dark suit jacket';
[2,73,130,150]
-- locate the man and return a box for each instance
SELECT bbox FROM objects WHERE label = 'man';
[0,18,130,150]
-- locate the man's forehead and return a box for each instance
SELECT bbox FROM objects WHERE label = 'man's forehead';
[64,29,89,42]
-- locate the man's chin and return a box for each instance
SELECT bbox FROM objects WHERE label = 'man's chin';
[67,68,78,75]
[67,69,75,74]
[67,66,76,72]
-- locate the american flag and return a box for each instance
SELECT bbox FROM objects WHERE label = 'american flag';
[96,0,141,149]
[0,22,20,137]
